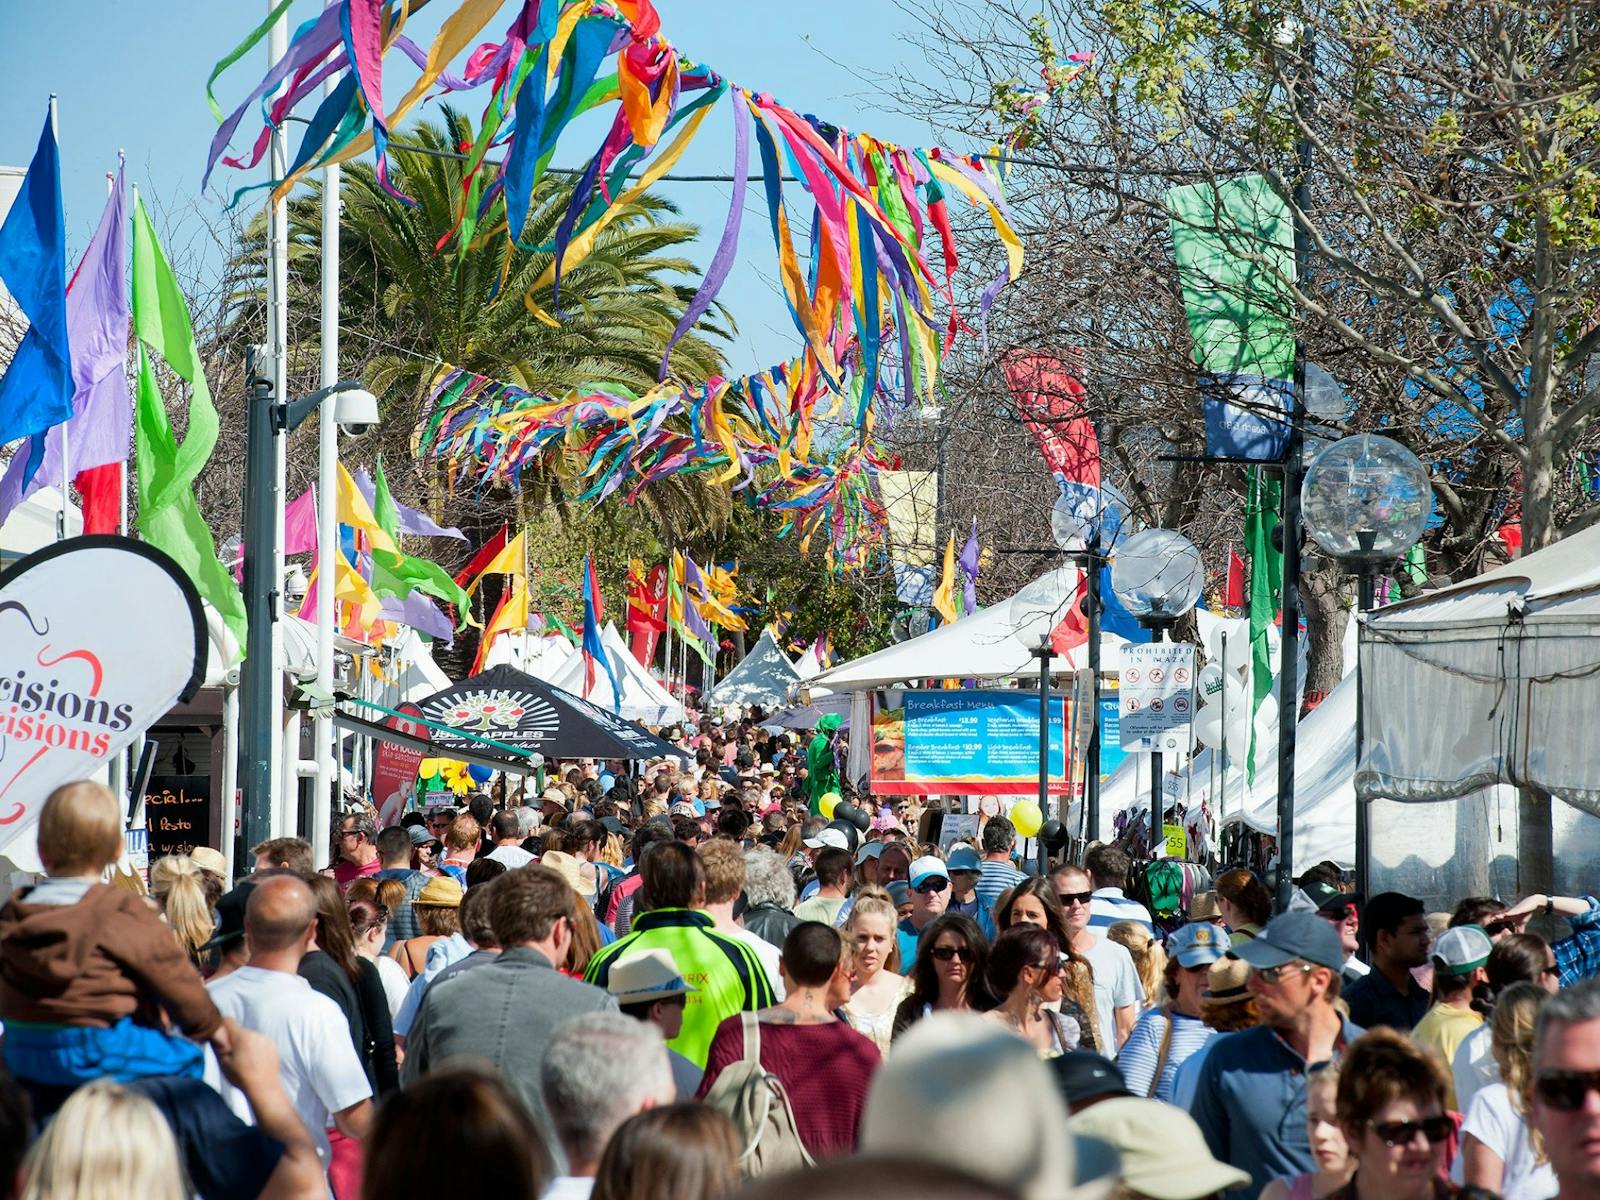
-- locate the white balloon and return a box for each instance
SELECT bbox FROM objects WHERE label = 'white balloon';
[1198,663,1223,696]
[1193,705,1225,748]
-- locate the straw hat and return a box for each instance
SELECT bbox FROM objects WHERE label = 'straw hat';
[416,877,464,908]
[1203,956,1251,1008]
[540,850,597,898]
[1070,1098,1249,1200]
[189,847,228,878]
[862,1012,1118,1200]
[606,948,698,1005]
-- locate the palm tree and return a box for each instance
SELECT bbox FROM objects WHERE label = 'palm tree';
[225,108,738,539]
[222,108,742,673]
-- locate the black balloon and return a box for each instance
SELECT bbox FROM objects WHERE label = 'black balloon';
[1040,819,1069,850]
[835,801,872,832]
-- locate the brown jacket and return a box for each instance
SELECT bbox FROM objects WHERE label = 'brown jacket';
[0,882,222,1039]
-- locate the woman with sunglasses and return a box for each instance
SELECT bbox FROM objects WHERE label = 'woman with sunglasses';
[891,913,988,1042]
[996,878,1100,1053]
[1460,983,1554,1200]
[983,925,1080,1057]
[1328,1029,1468,1200]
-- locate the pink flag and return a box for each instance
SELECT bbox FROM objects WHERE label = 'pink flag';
[284,485,318,556]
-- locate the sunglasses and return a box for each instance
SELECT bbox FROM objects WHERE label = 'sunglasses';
[1369,1117,1454,1147]
[914,878,950,894]
[1057,891,1093,907]
[1252,962,1315,984]
[1542,965,1562,980]
[930,946,976,964]
[1536,1070,1600,1111]
[1034,957,1065,978]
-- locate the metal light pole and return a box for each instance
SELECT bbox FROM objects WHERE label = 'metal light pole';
[240,349,279,850]
[1081,535,1103,844]
[1140,610,1179,850]
[240,357,378,854]
[1275,29,1316,914]
[1031,634,1055,876]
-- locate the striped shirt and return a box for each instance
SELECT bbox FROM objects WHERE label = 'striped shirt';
[1116,1007,1216,1100]
[974,859,1026,915]
[1087,887,1155,935]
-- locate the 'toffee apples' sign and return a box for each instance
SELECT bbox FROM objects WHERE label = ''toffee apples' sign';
[0,536,205,866]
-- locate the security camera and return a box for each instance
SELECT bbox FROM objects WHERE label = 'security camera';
[334,389,380,436]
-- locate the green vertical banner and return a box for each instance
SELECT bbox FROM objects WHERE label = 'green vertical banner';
[1166,175,1297,461]
[1244,467,1282,784]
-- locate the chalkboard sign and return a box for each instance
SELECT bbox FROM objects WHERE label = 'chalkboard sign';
[144,775,212,858]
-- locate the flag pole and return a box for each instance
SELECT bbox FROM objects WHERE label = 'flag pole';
[267,0,291,844]
[48,97,68,542]
[114,154,129,537]
[311,0,342,859]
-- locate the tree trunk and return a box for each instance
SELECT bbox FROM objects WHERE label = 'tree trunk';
[1300,564,1349,710]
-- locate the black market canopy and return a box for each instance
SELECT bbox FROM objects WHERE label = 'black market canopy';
[410,664,683,761]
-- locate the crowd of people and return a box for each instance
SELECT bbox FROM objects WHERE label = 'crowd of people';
[2,712,1600,1200]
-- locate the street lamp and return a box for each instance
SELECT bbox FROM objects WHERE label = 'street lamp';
[1301,432,1431,898]
[1051,494,1108,842]
[241,346,379,863]
[1111,528,1204,853]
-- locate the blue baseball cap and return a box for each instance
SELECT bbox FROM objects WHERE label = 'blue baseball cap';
[1232,910,1345,972]
[886,880,912,907]
[1166,921,1231,969]
[947,846,982,873]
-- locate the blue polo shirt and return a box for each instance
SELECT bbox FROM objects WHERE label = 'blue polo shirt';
[1190,1018,1364,1200]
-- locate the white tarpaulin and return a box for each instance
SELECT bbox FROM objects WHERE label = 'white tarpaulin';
[485,631,575,681]
[548,621,686,726]
[705,628,803,709]
[811,566,1129,691]
[1360,522,1600,814]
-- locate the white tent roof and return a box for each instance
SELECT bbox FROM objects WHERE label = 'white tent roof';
[485,630,576,681]
[812,566,1129,691]
[374,626,453,707]
[1362,523,1600,812]
[548,621,686,726]
[0,488,81,564]
[705,628,803,709]
[794,642,825,681]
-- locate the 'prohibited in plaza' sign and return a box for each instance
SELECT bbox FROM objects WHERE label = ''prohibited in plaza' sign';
[1119,642,1196,753]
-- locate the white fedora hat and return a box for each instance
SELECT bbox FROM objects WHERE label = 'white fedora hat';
[606,947,698,1005]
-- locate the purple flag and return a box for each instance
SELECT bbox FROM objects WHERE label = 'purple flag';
[378,592,454,646]
[958,517,980,615]
[0,165,129,524]
[352,467,466,540]
[681,558,716,648]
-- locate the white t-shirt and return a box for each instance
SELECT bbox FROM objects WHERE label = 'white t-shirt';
[1454,1023,1499,1114]
[373,954,410,1018]
[487,844,535,870]
[205,966,373,1164]
[1082,933,1146,1056]
[1461,1083,1557,1200]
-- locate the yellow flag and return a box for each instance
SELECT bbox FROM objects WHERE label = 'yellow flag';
[473,574,529,673]
[336,463,398,555]
[931,533,958,625]
[465,530,527,596]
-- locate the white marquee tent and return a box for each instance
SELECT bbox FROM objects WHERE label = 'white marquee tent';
[810,566,1129,692]
[548,621,686,726]
[485,630,576,681]
[705,628,804,709]
[1361,521,1600,813]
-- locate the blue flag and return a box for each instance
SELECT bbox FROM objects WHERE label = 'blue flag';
[0,108,72,481]
[582,554,623,710]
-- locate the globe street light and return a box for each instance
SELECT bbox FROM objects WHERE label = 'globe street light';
[1110,528,1205,853]
[1301,432,1432,898]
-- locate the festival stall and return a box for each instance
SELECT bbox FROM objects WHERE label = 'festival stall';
[704,629,805,710]
[0,489,81,567]
[811,566,1129,690]
[547,621,687,727]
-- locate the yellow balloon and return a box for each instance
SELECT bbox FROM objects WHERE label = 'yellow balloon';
[1010,799,1043,838]
[819,792,841,819]
[418,759,441,780]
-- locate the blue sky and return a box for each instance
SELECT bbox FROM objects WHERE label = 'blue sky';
[0,1,957,374]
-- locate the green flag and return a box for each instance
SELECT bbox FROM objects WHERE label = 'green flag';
[1243,468,1282,785]
[132,196,247,650]
[368,455,473,629]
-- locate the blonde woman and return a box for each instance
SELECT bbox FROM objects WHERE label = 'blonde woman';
[1108,920,1168,1012]
[21,1079,185,1200]
[842,887,912,1054]
[1461,982,1554,1200]
[150,854,214,967]
[1260,1066,1353,1200]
